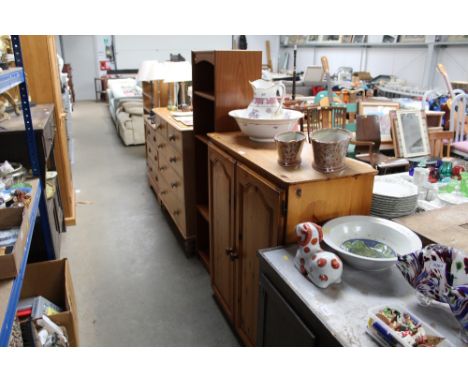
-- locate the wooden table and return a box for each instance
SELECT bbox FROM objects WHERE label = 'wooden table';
[396,203,468,251]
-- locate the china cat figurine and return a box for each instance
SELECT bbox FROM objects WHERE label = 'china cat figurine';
[294,222,343,289]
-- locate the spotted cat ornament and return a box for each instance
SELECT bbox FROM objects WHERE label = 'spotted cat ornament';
[294,222,343,288]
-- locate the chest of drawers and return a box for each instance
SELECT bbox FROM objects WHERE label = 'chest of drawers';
[145,109,195,250]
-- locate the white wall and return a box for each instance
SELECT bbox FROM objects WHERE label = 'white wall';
[114,35,232,69]
[238,35,280,72]
[433,46,468,89]
[61,35,98,101]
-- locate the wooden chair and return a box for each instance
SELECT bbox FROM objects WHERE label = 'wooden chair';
[306,106,347,134]
[352,115,409,173]
[428,130,454,158]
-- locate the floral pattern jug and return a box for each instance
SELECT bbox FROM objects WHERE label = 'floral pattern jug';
[248,79,286,119]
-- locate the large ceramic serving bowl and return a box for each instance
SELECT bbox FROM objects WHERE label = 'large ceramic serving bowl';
[322,215,422,271]
[228,108,304,142]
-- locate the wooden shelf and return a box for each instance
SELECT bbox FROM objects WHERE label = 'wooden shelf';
[198,250,210,271]
[195,134,210,145]
[194,90,215,101]
[197,204,209,223]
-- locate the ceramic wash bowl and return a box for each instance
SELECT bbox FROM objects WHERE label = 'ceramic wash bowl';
[322,215,422,271]
[228,108,303,142]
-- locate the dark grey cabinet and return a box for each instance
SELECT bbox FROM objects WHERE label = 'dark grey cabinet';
[257,251,341,347]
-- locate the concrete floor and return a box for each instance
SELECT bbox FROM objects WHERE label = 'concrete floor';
[61,101,239,346]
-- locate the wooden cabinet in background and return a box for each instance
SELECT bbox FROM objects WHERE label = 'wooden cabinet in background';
[208,132,376,346]
[146,108,195,252]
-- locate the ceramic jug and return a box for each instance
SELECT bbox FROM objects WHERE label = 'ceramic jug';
[248,79,286,119]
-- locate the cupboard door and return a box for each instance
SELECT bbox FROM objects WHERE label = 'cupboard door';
[208,144,236,322]
[235,163,285,346]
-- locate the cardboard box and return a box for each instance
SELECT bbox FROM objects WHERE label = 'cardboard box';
[20,259,79,346]
[0,206,29,280]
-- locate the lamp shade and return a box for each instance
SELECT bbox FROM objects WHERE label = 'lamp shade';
[137,60,155,81]
[137,60,167,81]
[163,61,192,83]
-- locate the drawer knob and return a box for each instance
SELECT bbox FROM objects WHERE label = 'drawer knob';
[161,190,168,195]
[169,134,176,141]
[154,155,158,161]
[148,147,152,153]
[173,209,181,216]
[157,143,165,149]
[169,156,177,163]
[153,136,156,142]
[160,165,167,171]
[170,182,179,189]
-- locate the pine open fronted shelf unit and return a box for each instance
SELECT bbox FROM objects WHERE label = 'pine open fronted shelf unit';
[191,50,262,271]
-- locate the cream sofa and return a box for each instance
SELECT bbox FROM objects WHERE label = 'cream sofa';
[107,79,144,145]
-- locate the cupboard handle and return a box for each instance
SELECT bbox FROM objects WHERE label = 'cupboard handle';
[161,190,168,195]
[153,136,156,142]
[225,247,238,260]
[157,143,165,149]
[154,155,158,161]
[173,209,181,216]
[148,147,152,153]
[169,156,177,163]
[170,182,178,189]
[160,166,167,171]
[168,134,176,141]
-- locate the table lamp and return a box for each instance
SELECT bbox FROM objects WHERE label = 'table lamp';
[164,61,192,111]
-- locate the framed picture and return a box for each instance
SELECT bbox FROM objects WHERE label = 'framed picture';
[320,35,342,43]
[394,110,431,158]
[358,101,400,142]
[383,35,398,43]
[306,35,319,44]
[341,35,353,44]
[446,35,468,42]
[398,35,425,43]
[352,35,366,44]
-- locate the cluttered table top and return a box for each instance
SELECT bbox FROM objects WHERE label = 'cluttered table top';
[259,245,466,347]
[208,131,376,185]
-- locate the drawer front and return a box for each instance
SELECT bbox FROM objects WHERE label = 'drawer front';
[160,164,184,204]
[165,142,184,178]
[155,116,168,140]
[166,124,183,153]
[148,172,159,195]
[146,141,159,164]
[160,181,186,237]
[147,155,159,182]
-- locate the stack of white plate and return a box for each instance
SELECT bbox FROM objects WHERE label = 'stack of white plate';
[370,177,418,219]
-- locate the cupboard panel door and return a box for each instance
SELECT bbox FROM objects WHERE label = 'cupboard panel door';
[235,163,285,346]
[208,144,236,322]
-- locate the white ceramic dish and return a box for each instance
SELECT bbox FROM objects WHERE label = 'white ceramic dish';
[373,177,418,198]
[322,215,422,271]
[437,192,468,205]
[228,108,303,142]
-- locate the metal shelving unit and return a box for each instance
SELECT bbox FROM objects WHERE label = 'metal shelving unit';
[0,35,56,346]
[0,180,41,346]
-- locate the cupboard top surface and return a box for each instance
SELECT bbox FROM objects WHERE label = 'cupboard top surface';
[0,104,54,132]
[153,107,193,132]
[259,246,466,347]
[208,132,376,185]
